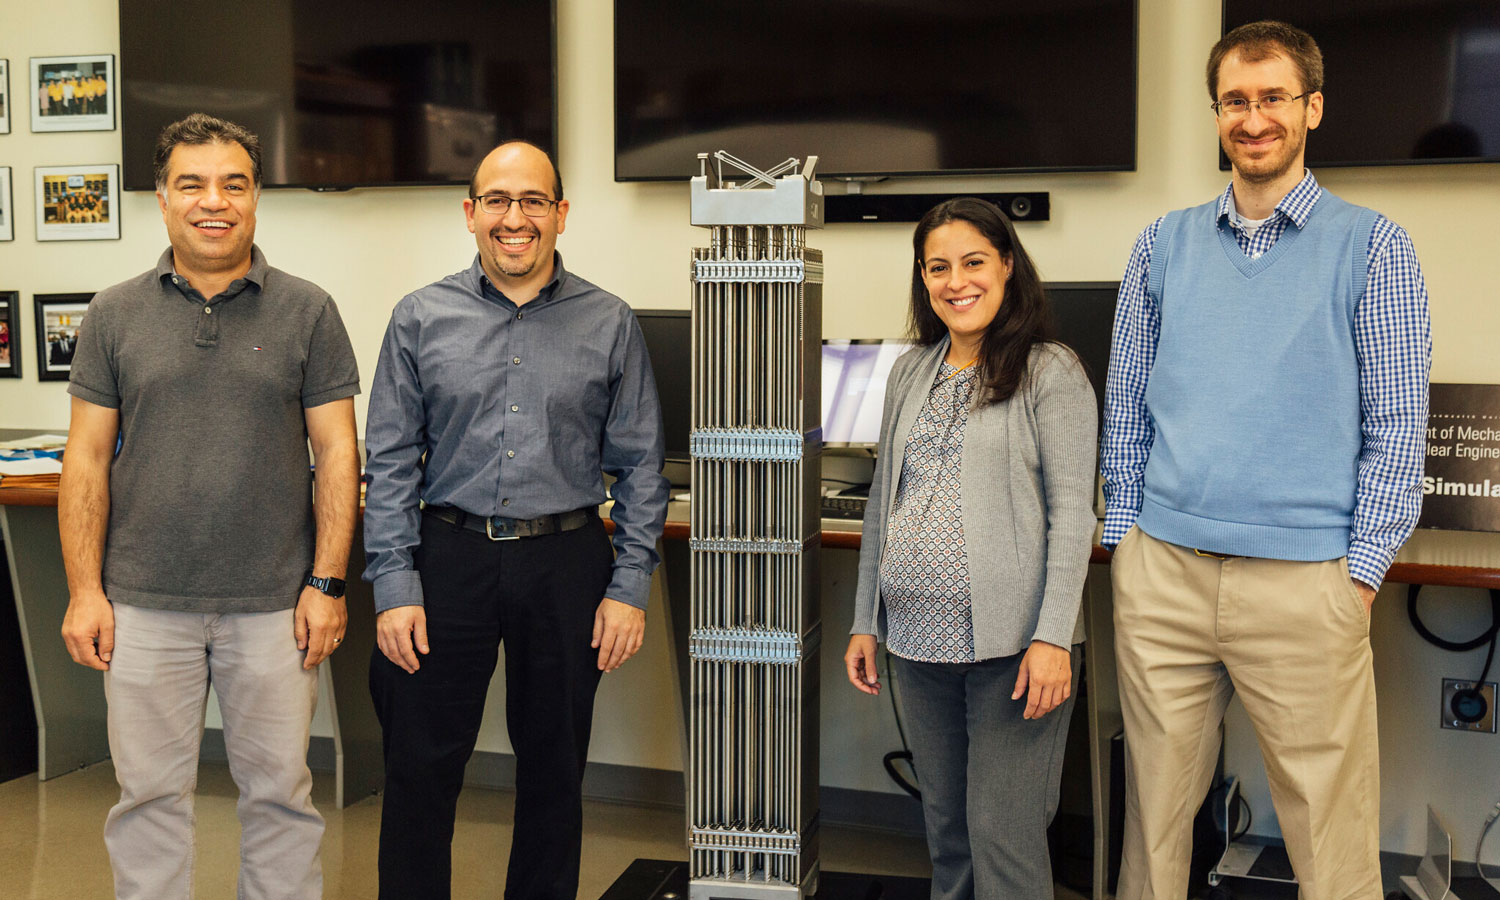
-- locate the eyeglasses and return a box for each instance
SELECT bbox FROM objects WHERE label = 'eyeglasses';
[1211,91,1311,117]
[471,194,559,217]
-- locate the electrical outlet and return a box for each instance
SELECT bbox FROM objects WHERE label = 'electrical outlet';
[1440,679,1497,732]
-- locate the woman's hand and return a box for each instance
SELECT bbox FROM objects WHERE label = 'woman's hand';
[844,635,881,695]
[1012,640,1071,719]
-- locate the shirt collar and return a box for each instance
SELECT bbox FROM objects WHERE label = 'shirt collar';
[1216,170,1322,230]
[471,251,571,309]
[155,245,268,297]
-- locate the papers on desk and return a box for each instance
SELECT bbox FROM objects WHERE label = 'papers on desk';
[0,458,64,476]
[0,434,67,452]
[0,454,64,489]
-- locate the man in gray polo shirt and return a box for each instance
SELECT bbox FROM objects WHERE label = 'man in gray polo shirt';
[57,113,360,900]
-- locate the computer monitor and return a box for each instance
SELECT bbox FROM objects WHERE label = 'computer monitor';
[631,309,691,464]
[821,339,916,448]
[1045,281,1119,427]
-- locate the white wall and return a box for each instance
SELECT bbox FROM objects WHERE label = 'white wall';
[3,0,1500,858]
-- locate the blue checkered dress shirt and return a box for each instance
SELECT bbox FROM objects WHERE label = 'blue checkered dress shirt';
[1100,172,1432,588]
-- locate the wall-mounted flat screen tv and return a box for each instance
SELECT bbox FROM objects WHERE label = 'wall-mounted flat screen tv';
[1222,1,1500,166]
[615,0,1138,181]
[119,0,556,191]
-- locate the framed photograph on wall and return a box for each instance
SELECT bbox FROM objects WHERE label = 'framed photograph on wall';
[30,54,114,133]
[0,59,11,134]
[34,164,119,241]
[34,293,93,382]
[0,167,12,242]
[0,291,19,378]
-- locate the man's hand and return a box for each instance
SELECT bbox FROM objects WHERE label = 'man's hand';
[1354,580,1377,615]
[61,588,115,671]
[294,585,348,670]
[1012,640,1072,720]
[844,635,881,696]
[592,598,644,672]
[376,605,429,674]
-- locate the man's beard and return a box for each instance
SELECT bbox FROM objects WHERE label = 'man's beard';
[491,226,540,276]
[1226,124,1305,185]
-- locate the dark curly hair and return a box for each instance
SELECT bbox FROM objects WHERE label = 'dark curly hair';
[153,113,263,191]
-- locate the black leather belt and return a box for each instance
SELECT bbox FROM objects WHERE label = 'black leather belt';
[424,505,594,542]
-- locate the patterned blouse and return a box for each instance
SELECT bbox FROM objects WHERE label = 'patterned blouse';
[879,360,980,663]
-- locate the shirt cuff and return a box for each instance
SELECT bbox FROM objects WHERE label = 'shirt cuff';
[606,565,654,611]
[1100,510,1137,550]
[373,569,425,614]
[1346,541,1394,590]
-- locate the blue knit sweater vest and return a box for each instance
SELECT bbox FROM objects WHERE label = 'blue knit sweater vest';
[1136,192,1378,560]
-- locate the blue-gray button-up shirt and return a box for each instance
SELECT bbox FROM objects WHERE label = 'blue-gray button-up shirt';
[363,254,669,613]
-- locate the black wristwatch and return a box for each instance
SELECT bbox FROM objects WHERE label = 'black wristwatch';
[305,574,347,599]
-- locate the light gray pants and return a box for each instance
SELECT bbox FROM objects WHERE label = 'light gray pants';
[103,604,322,900]
[892,649,1081,900]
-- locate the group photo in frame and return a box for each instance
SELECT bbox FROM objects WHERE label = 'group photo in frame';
[34,164,120,241]
[0,167,13,242]
[34,293,93,382]
[29,54,115,132]
[0,59,11,134]
[0,291,19,378]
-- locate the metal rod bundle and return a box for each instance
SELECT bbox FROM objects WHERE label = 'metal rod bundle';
[687,153,823,900]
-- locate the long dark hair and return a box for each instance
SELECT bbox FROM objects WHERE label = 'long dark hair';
[908,197,1054,406]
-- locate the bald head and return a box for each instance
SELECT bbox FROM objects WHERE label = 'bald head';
[469,141,563,202]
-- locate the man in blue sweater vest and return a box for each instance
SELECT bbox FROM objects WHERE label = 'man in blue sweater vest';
[1101,21,1431,900]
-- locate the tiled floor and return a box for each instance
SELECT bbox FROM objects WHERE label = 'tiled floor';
[0,762,1089,898]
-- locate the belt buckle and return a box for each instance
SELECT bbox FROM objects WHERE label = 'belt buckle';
[1193,548,1231,561]
[485,517,521,541]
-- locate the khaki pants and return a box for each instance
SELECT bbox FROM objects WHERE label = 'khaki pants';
[104,604,322,900]
[1111,527,1381,900]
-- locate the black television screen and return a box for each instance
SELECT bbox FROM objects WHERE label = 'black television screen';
[119,0,556,191]
[1222,1,1500,166]
[633,309,691,463]
[615,0,1138,181]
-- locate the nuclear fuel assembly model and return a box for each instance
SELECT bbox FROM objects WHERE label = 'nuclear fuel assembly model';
[687,152,825,900]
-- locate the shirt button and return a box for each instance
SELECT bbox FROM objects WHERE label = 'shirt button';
[172,276,180,284]
[204,307,213,314]
[507,450,515,458]
[511,405,519,412]
[512,357,521,365]
[517,312,524,320]
[502,498,511,507]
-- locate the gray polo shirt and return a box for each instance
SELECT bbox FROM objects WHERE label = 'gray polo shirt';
[68,246,360,613]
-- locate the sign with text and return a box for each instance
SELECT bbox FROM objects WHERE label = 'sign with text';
[1421,383,1500,532]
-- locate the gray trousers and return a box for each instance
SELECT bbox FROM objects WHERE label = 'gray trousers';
[892,648,1081,900]
[103,604,323,900]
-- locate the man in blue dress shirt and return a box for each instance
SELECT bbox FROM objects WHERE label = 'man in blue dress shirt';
[363,140,670,900]
[1101,21,1430,900]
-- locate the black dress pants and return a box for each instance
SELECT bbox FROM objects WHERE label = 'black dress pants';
[370,512,614,900]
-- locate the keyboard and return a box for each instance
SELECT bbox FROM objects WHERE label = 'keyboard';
[821,495,868,520]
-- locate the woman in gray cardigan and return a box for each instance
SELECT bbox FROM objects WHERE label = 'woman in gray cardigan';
[844,198,1098,899]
